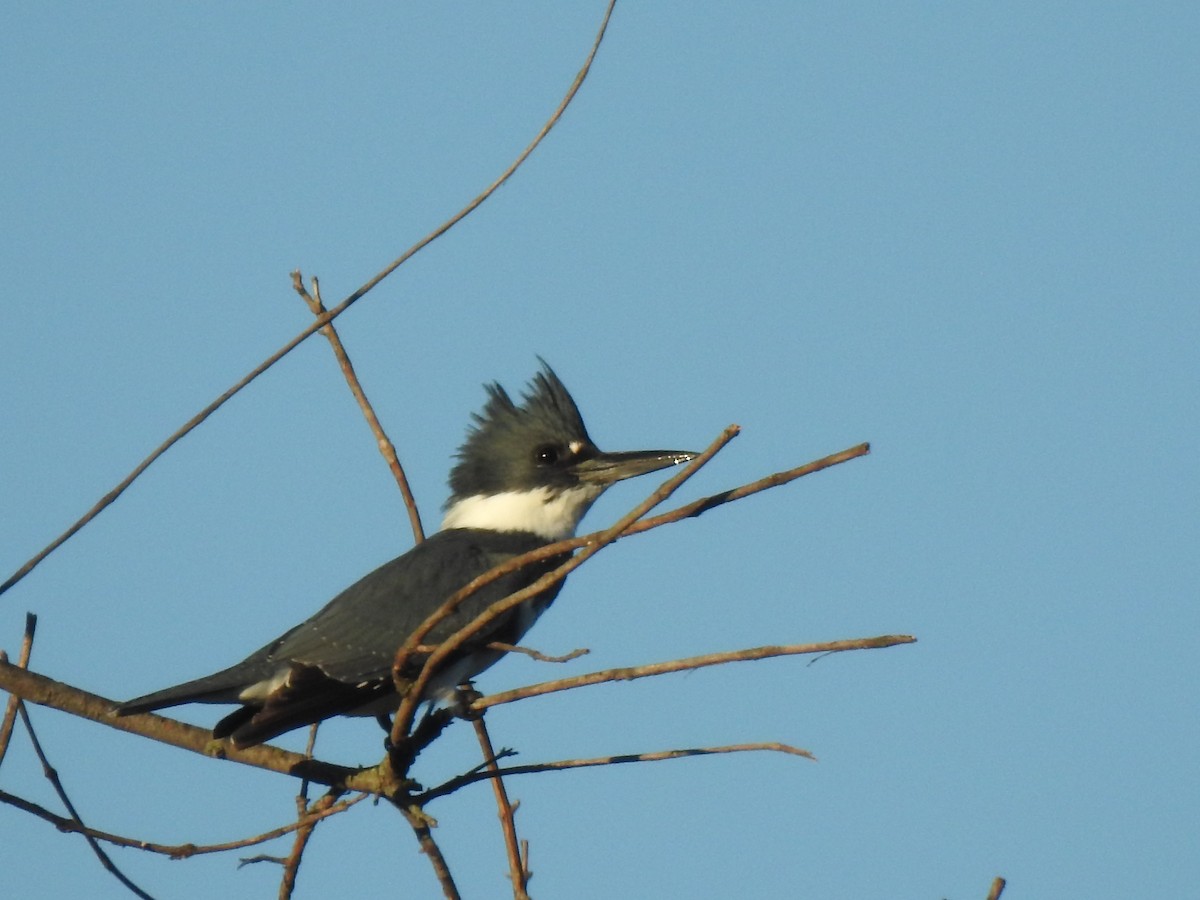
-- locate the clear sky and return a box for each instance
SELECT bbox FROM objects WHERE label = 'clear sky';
[2,3,1196,898]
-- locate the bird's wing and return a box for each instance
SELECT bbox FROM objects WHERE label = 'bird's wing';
[220,530,569,748]
[266,529,566,685]
[117,529,566,723]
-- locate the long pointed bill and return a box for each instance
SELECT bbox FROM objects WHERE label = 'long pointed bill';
[574,449,698,487]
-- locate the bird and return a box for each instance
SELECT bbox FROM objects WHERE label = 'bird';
[116,363,695,748]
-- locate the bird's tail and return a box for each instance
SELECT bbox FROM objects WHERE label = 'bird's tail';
[115,664,260,716]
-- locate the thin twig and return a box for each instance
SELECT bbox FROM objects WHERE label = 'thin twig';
[17,702,156,899]
[420,742,813,804]
[292,272,424,544]
[240,855,288,868]
[278,722,325,899]
[473,717,530,899]
[641,441,870,525]
[487,641,589,664]
[986,876,1007,900]
[474,635,917,711]
[0,612,37,769]
[0,0,619,599]
[299,722,319,800]
[510,442,873,566]
[0,788,367,858]
[390,425,739,745]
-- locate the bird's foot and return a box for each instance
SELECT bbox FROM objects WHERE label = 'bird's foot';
[451,683,483,719]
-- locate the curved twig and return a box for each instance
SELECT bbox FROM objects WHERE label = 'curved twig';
[18,701,156,898]
[0,0,619,599]
[0,788,366,858]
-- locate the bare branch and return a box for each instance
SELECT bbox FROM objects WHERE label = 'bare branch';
[0,433,867,803]
[2,593,897,802]
[0,612,36,769]
[421,742,813,803]
[386,438,867,730]
[0,787,366,858]
[18,701,156,899]
[0,0,619,598]
[239,855,287,868]
[0,661,381,792]
[486,641,589,664]
[390,424,740,744]
[500,441,872,573]
[987,876,1008,900]
[278,791,342,900]
[0,634,910,806]
[298,722,319,800]
[292,271,425,544]
[0,438,868,791]
[278,721,327,899]
[473,717,530,899]
[401,805,461,900]
[474,635,917,711]
[633,441,870,530]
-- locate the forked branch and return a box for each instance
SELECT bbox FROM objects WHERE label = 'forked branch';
[292,271,424,545]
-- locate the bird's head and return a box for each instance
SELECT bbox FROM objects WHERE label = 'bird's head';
[442,363,695,541]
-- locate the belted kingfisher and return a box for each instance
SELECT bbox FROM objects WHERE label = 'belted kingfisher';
[117,364,694,748]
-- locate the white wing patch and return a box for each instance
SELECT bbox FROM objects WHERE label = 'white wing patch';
[237,669,291,703]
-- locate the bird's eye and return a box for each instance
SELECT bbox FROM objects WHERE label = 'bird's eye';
[534,445,560,465]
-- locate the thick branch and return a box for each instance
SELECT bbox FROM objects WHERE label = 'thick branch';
[0,661,379,792]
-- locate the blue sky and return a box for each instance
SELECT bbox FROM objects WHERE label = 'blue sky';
[2,3,1196,898]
